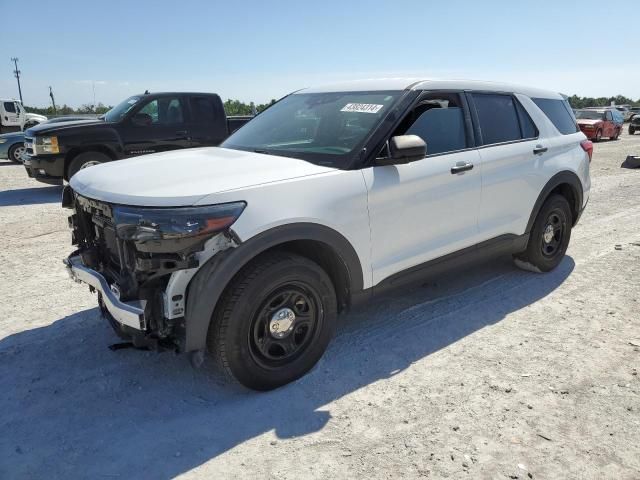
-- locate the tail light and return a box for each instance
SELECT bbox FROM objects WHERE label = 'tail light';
[580,139,593,162]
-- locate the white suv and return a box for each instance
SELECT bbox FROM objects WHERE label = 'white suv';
[63,79,591,390]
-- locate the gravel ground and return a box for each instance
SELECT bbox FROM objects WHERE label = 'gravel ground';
[1,131,639,480]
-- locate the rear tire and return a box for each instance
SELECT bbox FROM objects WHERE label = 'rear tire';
[8,143,26,163]
[67,151,110,180]
[207,252,337,391]
[514,194,573,273]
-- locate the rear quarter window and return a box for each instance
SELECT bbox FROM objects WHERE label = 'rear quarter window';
[532,98,579,135]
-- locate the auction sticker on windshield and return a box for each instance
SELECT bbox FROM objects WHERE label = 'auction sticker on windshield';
[341,103,384,114]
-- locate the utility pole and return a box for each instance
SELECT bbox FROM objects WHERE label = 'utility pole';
[49,86,57,115]
[11,57,23,104]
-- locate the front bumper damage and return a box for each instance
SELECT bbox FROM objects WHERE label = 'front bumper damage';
[64,254,147,330]
[63,188,238,350]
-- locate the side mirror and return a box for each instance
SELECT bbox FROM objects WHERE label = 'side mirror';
[376,135,427,166]
[131,113,152,126]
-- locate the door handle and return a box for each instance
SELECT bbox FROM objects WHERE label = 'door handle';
[533,145,548,155]
[175,130,188,136]
[450,162,474,174]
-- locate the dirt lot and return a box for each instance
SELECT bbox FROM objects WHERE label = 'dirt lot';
[1,131,639,480]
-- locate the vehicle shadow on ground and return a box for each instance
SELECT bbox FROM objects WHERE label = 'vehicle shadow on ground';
[0,255,574,479]
[0,186,62,207]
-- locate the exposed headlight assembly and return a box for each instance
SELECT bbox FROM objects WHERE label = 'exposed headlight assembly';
[113,202,247,243]
[35,136,59,154]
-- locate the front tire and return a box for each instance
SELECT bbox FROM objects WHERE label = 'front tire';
[594,129,603,142]
[67,151,110,180]
[630,126,636,135]
[207,252,337,391]
[514,194,573,273]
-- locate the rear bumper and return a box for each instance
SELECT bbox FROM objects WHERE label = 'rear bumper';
[24,155,64,184]
[64,254,147,331]
[578,128,597,139]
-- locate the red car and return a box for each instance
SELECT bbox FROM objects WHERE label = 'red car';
[574,109,622,141]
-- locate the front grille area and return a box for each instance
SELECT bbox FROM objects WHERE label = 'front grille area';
[24,136,34,156]
[72,195,128,282]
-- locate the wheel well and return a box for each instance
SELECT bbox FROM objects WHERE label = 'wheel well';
[549,183,579,225]
[226,240,352,313]
[64,146,116,178]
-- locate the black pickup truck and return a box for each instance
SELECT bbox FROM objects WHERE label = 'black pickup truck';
[24,92,252,184]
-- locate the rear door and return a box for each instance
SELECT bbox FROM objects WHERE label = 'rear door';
[187,95,228,147]
[469,92,541,240]
[120,95,191,157]
[364,91,482,285]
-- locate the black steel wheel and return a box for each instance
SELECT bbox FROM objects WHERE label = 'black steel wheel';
[540,210,566,258]
[249,284,321,368]
[207,252,337,391]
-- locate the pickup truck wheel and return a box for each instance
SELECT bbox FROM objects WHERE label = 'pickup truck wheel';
[207,252,337,391]
[514,194,572,273]
[8,143,26,163]
[630,126,636,135]
[67,152,110,180]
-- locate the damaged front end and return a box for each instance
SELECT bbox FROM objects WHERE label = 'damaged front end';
[62,185,244,350]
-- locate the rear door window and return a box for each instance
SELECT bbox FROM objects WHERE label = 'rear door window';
[471,93,522,145]
[190,97,217,124]
[532,98,579,135]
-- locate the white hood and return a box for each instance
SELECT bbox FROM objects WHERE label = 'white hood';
[70,147,336,206]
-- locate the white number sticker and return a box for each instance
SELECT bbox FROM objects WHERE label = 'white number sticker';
[341,103,384,114]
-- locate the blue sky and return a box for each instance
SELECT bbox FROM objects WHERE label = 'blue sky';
[2,0,637,108]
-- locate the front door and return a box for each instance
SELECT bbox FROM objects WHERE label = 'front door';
[363,92,482,285]
[1,101,22,132]
[121,96,191,157]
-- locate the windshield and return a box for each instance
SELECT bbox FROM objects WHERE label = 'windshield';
[575,110,604,120]
[104,96,141,122]
[221,91,403,167]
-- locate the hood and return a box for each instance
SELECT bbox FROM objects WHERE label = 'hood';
[70,147,337,206]
[576,119,602,126]
[26,119,105,136]
[25,113,47,122]
[0,131,25,140]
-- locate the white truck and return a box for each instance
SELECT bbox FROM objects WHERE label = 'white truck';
[62,78,591,390]
[0,99,47,133]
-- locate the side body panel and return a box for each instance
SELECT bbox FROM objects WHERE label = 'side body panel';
[477,93,590,240]
[362,150,482,285]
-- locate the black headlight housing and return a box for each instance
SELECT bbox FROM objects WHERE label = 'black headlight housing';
[112,202,246,253]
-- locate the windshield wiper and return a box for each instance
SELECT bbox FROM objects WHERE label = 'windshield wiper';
[253,149,270,155]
